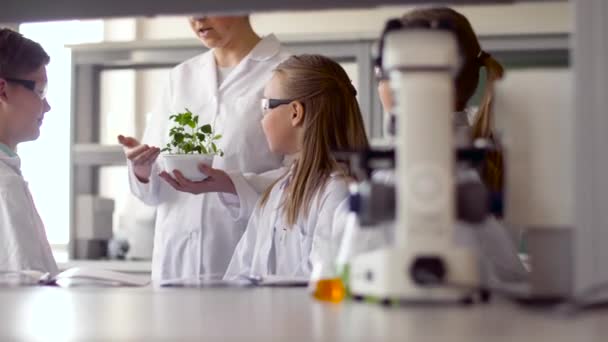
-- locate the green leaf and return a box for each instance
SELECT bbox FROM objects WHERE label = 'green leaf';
[174,133,184,144]
[183,142,194,154]
[170,127,183,135]
[175,112,191,126]
[165,108,225,156]
[201,124,212,134]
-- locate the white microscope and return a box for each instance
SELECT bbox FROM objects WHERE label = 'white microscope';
[348,20,485,304]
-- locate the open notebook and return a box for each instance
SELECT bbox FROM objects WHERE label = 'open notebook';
[0,268,150,287]
[245,275,309,287]
[0,269,309,288]
[159,275,310,288]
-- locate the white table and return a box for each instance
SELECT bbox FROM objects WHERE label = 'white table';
[0,286,602,341]
[56,260,151,274]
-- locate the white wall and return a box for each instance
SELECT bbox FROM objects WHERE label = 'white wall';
[130,2,570,41]
[19,21,104,245]
[103,18,138,41]
[97,68,169,239]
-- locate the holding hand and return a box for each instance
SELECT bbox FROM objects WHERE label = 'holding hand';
[159,164,237,195]
[118,135,161,183]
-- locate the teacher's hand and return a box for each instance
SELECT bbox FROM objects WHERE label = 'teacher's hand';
[159,164,237,195]
[118,135,161,183]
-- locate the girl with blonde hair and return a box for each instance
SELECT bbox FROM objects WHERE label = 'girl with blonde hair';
[224,54,369,279]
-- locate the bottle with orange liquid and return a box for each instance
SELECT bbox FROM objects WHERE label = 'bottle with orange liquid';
[309,261,346,303]
[309,187,360,303]
[310,182,392,303]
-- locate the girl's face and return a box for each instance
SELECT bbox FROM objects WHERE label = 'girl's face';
[261,74,301,155]
[0,65,51,146]
[188,16,247,49]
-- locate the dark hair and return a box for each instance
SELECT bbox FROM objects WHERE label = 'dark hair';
[376,8,505,193]
[399,7,505,193]
[0,28,50,78]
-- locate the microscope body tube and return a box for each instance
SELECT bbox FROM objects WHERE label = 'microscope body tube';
[384,30,459,249]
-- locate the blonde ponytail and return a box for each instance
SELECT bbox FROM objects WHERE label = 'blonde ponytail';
[399,7,507,195]
[472,52,505,193]
[471,52,504,139]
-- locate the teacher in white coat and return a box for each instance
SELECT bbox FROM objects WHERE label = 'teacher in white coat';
[118,15,290,282]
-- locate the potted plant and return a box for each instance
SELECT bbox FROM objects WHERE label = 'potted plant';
[161,108,224,181]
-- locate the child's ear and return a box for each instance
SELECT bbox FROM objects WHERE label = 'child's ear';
[290,101,305,127]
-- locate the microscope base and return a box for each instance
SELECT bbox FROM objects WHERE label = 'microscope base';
[349,246,481,304]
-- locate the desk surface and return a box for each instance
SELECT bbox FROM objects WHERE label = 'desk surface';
[0,286,603,341]
[56,260,151,274]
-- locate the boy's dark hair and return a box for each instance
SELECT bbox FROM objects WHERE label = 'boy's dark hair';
[0,28,49,78]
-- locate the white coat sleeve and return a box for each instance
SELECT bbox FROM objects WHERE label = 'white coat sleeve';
[330,198,350,254]
[0,180,58,274]
[454,167,528,283]
[223,206,262,280]
[217,167,288,222]
[127,73,173,206]
[308,179,350,270]
[475,217,529,283]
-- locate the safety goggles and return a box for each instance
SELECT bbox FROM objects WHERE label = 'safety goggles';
[4,78,48,100]
[260,98,295,112]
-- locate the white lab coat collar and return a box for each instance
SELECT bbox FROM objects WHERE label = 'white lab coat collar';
[199,51,219,91]
[0,149,21,175]
[201,34,282,91]
[248,34,282,62]
[0,142,16,158]
[199,34,281,68]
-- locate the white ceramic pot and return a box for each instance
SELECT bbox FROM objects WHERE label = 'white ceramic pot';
[162,154,214,182]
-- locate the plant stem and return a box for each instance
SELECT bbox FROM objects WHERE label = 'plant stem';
[192,125,196,155]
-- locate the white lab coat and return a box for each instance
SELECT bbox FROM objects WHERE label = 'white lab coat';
[0,151,58,275]
[129,35,291,282]
[224,172,350,280]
